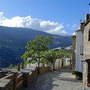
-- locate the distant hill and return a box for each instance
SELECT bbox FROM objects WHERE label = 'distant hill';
[0,26,72,67]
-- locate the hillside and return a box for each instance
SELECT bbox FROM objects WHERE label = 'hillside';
[0,26,72,67]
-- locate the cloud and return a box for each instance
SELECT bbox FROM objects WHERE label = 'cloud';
[0,12,3,16]
[66,24,70,27]
[0,12,71,36]
[72,24,76,28]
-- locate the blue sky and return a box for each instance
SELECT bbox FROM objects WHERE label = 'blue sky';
[0,0,89,36]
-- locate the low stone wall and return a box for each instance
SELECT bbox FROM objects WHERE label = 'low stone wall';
[16,74,23,90]
[0,67,51,90]
[0,72,23,90]
[55,59,62,70]
[22,68,38,88]
[54,58,70,70]
[1,73,14,90]
[0,71,7,78]
[0,79,11,90]
[40,67,50,75]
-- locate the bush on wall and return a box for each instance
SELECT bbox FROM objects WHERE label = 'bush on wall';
[74,71,82,80]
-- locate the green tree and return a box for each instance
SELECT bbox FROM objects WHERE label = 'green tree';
[21,35,53,74]
[56,49,66,60]
[56,49,72,67]
[56,49,68,67]
[64,50,72,66]
[43,50,57,70]
[64,50,72,58]
[8,64,14,68]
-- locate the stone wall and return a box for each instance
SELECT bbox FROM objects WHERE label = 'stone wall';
[0,72,23,90]
[2,73,14,90]
[22,68,38,88]
[16,74,23,90]
[82,61,88,85]
[54,58,70,70]
[83,22,90,59]
[83,22,90,85]
[0,66,64,90]
[22,67,50,88]
[40,67,50,75]
[72,35,76,74]
[0,79,11,90]
[0,71,7,78]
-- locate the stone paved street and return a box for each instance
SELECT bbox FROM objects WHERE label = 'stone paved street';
[23,66,90,90]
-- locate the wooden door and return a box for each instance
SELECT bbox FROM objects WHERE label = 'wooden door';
[88,62,90,86]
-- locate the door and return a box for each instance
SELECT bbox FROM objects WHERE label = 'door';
[88,62,90,86]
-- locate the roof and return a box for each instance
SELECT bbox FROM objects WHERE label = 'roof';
[72,35,76,37]
[84,19,90,27]
[75,29,82,32]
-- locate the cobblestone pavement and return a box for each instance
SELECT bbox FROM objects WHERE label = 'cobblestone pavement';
[23,66,90,90]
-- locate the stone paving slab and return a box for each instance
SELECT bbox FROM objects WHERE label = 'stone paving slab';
[23,66,90,90]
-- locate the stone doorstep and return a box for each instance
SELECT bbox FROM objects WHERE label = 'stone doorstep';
[0,79,11,88]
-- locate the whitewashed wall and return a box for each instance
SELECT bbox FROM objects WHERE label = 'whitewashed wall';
[75,30,83,72]
[26,58,70,70]
[26,58,43,69]
[63,58,70,66]
[26,62,43,69]
[54,59,62,70]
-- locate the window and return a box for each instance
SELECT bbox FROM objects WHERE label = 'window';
[88,31,90,41]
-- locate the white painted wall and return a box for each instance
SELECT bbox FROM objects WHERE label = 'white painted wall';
[26,58,43,69]
[63,58,70,66]
[75,30,83,72]
[26,62,43,69]
[54,59,62,69]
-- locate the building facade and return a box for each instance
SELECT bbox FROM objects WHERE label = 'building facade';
[72,14,90,86]
[72,35,76,74]
[75,30,83,73]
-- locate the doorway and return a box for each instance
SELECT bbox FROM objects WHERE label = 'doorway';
[88,62,90,86]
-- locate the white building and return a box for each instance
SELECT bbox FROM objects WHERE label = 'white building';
[73,13,90,86]
[75,29,83,72]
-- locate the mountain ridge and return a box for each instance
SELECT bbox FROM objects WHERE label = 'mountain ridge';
[0,26,72,67]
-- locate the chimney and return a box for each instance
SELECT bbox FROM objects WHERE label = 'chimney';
[80,22,84,30]
[86,14,90,21]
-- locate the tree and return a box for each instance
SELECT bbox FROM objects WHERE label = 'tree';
[64,50,72,66]
[64,50,72,58]
[21,35,53,74]
[56,49,67,67]
[56,49,65,59]
[43,50,57,70]
[56,49,72,67]
[56,49,71,59]
[8,64,14,68]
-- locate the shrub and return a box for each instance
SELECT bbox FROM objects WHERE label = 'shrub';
[74,71,82,80]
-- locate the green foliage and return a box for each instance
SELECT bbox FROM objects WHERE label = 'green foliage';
[25,35,53,52]
[64,50,72,58]
[43,50,57,63]
[56,49,72,59]
[21,35,54,65]
[43,49,57,70]
[74,71,82,80]
[8,64,14,68]
[56,49,65,59]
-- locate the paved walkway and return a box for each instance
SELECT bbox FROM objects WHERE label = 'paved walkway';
[23,66,90,90]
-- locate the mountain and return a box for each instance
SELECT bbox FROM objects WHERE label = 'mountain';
[0,26,72,68]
